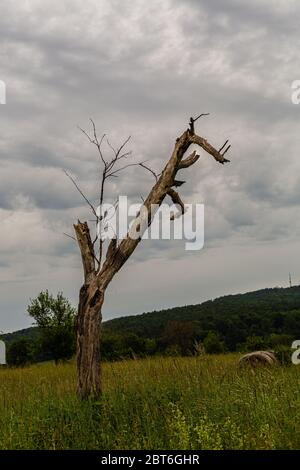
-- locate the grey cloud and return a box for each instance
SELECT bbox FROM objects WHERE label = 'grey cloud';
[1,0,300,332]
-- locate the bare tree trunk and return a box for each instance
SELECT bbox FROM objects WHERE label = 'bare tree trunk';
[76,283,104,399]
[73,221,105,399]
[71,120,231,400]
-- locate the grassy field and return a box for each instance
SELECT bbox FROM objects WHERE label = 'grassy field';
[0,354,299,450]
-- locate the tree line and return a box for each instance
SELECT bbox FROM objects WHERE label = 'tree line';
[3,286,300,367]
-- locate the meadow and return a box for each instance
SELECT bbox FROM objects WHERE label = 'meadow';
[0,354,299,450]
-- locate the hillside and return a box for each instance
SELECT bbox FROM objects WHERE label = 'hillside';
[1,326,40,344]
[103,285,300,346]
[2,286,300,352]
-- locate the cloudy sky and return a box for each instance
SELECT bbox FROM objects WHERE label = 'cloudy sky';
[1,0,300,333]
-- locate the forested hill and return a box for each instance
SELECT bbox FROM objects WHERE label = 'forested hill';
[103,286,300,347]
[2,285,300,352]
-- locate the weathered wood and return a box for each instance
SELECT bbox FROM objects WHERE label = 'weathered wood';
[76,281,104,399]
[179,150,200,169]
[74,124,231,399]
[74,221,95,284]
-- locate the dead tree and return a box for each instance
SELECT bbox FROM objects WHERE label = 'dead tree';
[66,116,231,399]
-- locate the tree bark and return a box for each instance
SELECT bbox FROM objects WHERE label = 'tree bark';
[74,221,105,399]
[76,282,104,399]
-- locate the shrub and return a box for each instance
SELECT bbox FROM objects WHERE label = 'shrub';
[7,338,32,367]
[203,331,225,354]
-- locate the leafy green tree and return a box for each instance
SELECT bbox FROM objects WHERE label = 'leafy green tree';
[101,331,157,360]
[7,338,32,366]
[160,320,196,355]
[241,335,267,352]
[268,333,293,348]
[27,291,76,364]
[203,331,225,354]
[144,338,157,355]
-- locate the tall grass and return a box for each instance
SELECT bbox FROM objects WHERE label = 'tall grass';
[0,354,299,449]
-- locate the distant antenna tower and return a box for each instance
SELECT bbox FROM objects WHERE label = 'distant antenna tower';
[289,272,292,288]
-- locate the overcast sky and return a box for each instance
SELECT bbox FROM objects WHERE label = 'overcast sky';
[1,0,300,333]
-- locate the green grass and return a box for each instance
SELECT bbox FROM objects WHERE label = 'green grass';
[0,354,299,449]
